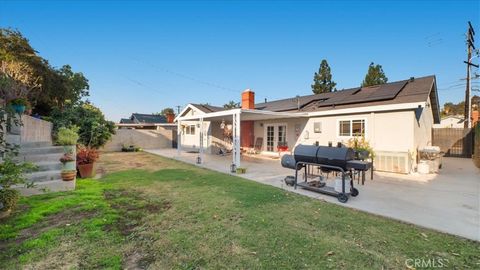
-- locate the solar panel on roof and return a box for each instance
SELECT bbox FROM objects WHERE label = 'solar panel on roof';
[312,80,408,108]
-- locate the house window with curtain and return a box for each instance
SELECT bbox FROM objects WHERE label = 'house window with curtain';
[338,119,365,137]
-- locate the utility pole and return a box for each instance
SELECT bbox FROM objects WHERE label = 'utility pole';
[464,21,478,128]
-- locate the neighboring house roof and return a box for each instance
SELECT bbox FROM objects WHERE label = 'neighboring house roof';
[120,118,134,124]
[440,115,464,120]
[131,113,167,124]
[190,104,226,113]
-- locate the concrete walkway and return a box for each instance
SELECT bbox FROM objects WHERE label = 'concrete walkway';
[146,149,480,241]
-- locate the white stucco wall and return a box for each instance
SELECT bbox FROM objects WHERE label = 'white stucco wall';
[252,111,416,154]
[103,128,174,152]
[433,117,464,128]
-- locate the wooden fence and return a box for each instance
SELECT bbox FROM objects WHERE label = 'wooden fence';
[432,128,474,158]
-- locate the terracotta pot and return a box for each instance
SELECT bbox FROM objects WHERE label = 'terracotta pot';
[61,171,76,181]
[78,163,95,178]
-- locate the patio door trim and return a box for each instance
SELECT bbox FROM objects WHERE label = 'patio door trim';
[263,122,288,153]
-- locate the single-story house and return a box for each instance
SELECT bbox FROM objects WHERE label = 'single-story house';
[175,75,440,174]
[118,113,174,130]
[433,115,465,128]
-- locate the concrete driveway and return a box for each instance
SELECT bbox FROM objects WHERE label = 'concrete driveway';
[147,149,480,241]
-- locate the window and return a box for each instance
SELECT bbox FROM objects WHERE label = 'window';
[185,125,196,135]
[313,122,322,133]
[338,119,365,137]
[278,125,287,146]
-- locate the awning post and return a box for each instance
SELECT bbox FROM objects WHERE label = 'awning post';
[177,119,181,156]
[198,117,204,164]
[232,112,241,169]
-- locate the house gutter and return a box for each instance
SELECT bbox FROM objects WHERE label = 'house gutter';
[305,102,427,117]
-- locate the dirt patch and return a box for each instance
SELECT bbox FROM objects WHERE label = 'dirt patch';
[103,188,171,269]
[0,207,97,252]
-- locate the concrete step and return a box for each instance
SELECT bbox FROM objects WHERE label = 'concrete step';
[20,141,53,148]
[35,161,63,171]
[18,152,64,163]
[26,170,61,182]
[15,179,76,196]
[19,146,64,155]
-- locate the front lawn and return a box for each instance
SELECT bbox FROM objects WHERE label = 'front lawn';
[1,152,479,269]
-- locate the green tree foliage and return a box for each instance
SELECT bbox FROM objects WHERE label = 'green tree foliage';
[362,62,388,87]
[0,28,89,115]
[159,107,175,116]
[50,101,115,148]
[223,100,240,109]
[441,101,465,116]
[311,60,336,94]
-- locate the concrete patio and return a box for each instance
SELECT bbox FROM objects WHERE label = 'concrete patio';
[147,149,479,241]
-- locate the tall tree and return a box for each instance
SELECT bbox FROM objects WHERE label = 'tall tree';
[362,62,388,87]
[311,59,336,94]
[223,100,240,109]
[156,107,174,116]
[0,28,89,115]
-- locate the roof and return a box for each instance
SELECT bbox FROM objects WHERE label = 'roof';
[254,75,440,123]
[120,118,134,124]
[190,104,226,113]
[131,113,167,124]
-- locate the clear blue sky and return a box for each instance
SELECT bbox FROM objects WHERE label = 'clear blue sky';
[1,0,479,121]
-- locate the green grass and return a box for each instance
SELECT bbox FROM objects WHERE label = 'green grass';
[0,153,479,269]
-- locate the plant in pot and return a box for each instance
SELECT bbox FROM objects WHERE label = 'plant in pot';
[60,152,76,181]
[56,126,79,155]
[8,98,30,114]
[76,145,99,178]
[0,158,36,219]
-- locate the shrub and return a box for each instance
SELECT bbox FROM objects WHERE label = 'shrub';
[76,145,99,165]
[0,189,19,211]
[346,136,375,159]
[56,126,79,146]
[50,101,115,149]
[0,158,36,212]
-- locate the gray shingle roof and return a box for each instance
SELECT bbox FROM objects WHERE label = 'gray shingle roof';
[131,113,167,124]
[120,118,134,124]
[255,75,437,114]
[191,104,226,113]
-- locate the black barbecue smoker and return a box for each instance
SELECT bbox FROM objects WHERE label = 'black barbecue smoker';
[281,144,371,203]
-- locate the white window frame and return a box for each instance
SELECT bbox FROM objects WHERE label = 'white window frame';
[185,125,196,136]
[337,118,367,138]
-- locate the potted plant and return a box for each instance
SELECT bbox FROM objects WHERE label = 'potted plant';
[8,98,30,114]
[60,170,77,181]
[0,158,36,219]
[60,152,76,171]
[56,126,79,155]
[76,145,99,178]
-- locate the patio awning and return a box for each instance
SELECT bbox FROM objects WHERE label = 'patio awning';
[176,109,308,170]
[176,108,308,121]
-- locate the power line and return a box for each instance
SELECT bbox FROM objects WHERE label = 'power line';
[130,57,242,94]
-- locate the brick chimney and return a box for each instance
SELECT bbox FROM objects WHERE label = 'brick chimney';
[241,89,255,109]
[240,89,255,148]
